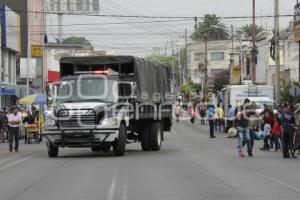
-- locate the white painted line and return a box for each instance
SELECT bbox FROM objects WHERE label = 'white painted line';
[0,154,24,164]
[171,128,177,135]
[262,174,300,193]
[0,153,38,171]
[106,172,118,200]
[122,173,128,200]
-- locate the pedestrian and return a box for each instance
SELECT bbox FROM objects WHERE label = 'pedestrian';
[270,116,283,151]
[260,108,275,150]
[261,122,272,151]
[190,106,196,124]
[281,104,296,158]
[207,105,216,138]
[226,104,235,132]
[174,101,181,123]
[234,98,252,157]
[199,105,206,125]
[23,111,35,143]
[0,109,8,143]
[7,107,22,152]
[215,103,224,132]
[247,102,261,153]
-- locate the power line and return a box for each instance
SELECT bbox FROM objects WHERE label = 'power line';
[5,9,294,19]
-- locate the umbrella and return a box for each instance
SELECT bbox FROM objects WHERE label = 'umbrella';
[18,94,47,105]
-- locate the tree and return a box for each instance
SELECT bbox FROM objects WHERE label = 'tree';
[213,69,230,92]
[180,82,202,100]
[237,24,266,41]
[280,80,300,103]
[191,14,230,41]
[62,36,94,50]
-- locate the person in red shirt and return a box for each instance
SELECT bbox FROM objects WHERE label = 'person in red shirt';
[271,116,283,151]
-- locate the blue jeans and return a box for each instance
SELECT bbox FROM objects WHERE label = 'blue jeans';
[237,127,251,154]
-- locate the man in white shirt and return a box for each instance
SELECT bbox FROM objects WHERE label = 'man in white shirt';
[8,107,22,152]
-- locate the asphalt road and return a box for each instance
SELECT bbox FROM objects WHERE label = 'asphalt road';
[0,121,300,200]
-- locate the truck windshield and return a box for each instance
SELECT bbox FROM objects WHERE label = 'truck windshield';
[56,77,118,103]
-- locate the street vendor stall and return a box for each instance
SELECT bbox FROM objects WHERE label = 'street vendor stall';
[18,94,46,143]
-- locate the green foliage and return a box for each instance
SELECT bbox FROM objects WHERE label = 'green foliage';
[191,14,229,41]
[280,80,300,103]
[237,24,266,41]
[146,55,174,66]
[62,36,94,50]
[180,82,202,99]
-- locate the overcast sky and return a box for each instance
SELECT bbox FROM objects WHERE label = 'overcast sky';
[47,0,296,57]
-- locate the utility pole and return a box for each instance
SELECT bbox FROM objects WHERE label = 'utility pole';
[252,0,257,83]
[184,28,188,84]
[274,0,280,103]
[171,39,175,92]
[204,34,208,97]
[231,25,234,52]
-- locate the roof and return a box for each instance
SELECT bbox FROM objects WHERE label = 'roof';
[60,56,136,65]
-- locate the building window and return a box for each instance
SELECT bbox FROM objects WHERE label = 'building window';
[210,52,224,61]
[194,52,205,61]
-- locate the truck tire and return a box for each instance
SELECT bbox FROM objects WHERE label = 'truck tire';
[141,123,151,151]
[91,146,101,152]
[149,122,162,151]
[48,143,59,157]
[101,143,111,152]
[113,124,126,156]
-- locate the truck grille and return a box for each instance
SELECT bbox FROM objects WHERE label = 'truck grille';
[58,110,96,128]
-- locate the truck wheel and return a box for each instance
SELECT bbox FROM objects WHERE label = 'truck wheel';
[101,143,111,152]
[141,123,151,151]
[113,124,126,156]
[149,122,162,151]
[91,146,101,152]
[48,143,59,158]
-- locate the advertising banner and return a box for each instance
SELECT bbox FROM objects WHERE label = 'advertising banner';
[0,5,21,52]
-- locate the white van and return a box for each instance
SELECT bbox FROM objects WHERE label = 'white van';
[247,97,278,114]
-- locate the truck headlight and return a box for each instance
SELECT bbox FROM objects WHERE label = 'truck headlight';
[101,117,118,126]
[45,118,56,126]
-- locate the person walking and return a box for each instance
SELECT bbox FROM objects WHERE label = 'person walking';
[234,99,252,157]
[215,104,224,132]
[271,116,283,151]
[281,104,296,158]
[199,105,206,125]
[207,105,216,138]
[174,102,181,123]
[226,104,235,132]
[7,107,22,152]
[247,102,261,154]
[23,111,35,143]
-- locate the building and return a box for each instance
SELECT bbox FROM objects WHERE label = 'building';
[255,23,300,87]
[186,40,241,84]
[45,43,85,82]
[0,4,21,108]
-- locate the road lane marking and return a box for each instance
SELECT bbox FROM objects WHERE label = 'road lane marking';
[262,174,300,193]
[122,173,128,200]
[0,153,38,172]
[0,154,24,164]
[171,128,177,135]
[106,170,118,200]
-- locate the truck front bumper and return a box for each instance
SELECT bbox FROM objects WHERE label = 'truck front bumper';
[42,127,119,148]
